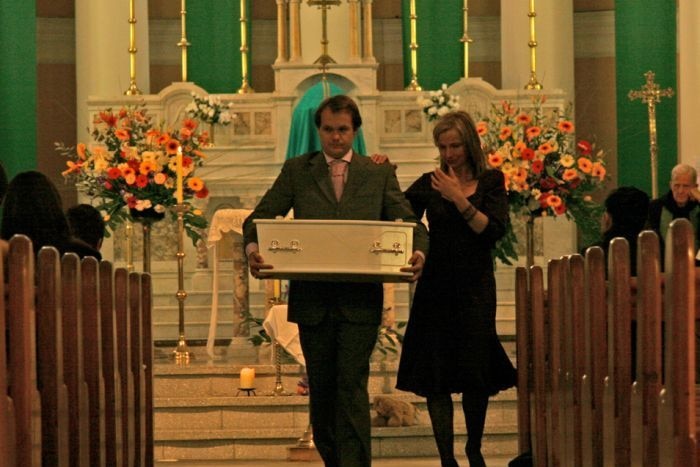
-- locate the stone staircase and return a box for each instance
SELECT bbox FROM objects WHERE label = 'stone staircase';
[150,256,520,462]
[152,353,518,462]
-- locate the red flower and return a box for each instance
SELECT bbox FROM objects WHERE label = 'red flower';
[107,167,122,179]
[577,140,592,155]
[135,174,148,188]
[521,148,535,161]
[126,197,137,208]
[103,181,112,190]
[531,159,544,174]
[195,185,209,199]
[554,203,567,215]
[540,177,557,190]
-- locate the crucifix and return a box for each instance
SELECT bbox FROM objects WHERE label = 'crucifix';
[307,0,341,70]
[628,70,674,198]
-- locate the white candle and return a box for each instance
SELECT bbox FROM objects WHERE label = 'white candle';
[240,367,255,389]
[176,146,183,204]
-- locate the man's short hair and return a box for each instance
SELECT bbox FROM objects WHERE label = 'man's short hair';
[314,95,363,130]
[66,204,105,250]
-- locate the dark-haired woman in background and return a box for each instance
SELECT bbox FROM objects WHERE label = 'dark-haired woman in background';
[1,171,100,260]
[395,111,516,467]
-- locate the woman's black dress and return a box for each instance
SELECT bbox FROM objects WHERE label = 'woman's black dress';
[396,169,516,396]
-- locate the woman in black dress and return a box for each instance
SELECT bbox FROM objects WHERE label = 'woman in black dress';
[396,111,516,467]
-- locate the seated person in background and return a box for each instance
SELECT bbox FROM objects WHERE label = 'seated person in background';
[1,171,101,260]
[585,186,650,275]
[66,203,105,252]
[647,163,700,263]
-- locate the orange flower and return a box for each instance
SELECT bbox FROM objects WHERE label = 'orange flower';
[157,133,171,146]
[187,176,205,192]
[591,162,606,180]
[153,172,167,184]
[61,160,83,176]
[182,118,198,130]
[577,157,592,173]
[516,113,532,125]
[192,149,207,159]
[166,139,180,155]
[179,127,193,140]
[488,153,504,168]
[121,166,136,179]
[115,129,130,141]
[499,127,512,141]
[538,142,554,155]
[557,120,575,133]
[76,143,87,160]
[562,168,578,181]
[512,167,528,184]
[476,122,488,136]
[546,195,563,208]
[514,141,527,152]
[526,126,541,141]
[146,129,161,145]
[99,111,118,127]
[139,160,157,175]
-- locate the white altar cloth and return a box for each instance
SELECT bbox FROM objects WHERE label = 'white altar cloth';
[263,304,305,366]
[206,208,252,358]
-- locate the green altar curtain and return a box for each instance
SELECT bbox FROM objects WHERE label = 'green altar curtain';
[285,82,367,160]
[615,0,677,195]
[188,0,248,93]
[0,0,36,176]
[401,0,462,91]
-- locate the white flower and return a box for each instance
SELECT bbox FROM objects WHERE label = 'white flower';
[154,204,166,213]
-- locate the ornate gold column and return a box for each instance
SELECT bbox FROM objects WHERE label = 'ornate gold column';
[177,0,190,82]
[275,0,289,64]
[460,0,473,78]
[238,0,254,93]
[348,0,361,62]
[289,0,302,62]
[361,0,375,63]
[405,0,421,91]
[524,0,542,90]
[124,0,142,95]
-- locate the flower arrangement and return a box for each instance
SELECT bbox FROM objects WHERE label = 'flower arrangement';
[55,104,210,245]
[477,97,607,264]
[417,83,460,122]
[185,92,235,125]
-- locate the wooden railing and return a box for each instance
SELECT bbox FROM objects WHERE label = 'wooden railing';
[515,219,698,467]
[1,234,154,467]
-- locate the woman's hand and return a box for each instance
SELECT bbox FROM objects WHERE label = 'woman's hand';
[370,153,390,165]
[430,167,462,203]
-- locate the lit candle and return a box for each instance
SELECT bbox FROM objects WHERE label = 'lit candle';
[240,367,255,389]
[176,146,183,204]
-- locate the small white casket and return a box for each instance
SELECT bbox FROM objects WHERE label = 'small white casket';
[254,219,415,282]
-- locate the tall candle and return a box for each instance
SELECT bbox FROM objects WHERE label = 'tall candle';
[176,146,183,204]
[273,279,281,299]
[240,367,255,389]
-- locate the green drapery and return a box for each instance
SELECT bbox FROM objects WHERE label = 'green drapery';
[188,0,248,93]
[0,0,36,177]
[286,82,367,159]
[401,0,463,91]
[615,0,677,195]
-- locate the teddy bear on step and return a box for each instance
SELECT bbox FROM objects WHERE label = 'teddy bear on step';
[371,395,417,427]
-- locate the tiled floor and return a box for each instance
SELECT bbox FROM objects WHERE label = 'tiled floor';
[155,455,515,466]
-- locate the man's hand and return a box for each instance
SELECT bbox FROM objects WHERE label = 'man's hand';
[400,251,425,282]
[248,250,274,278]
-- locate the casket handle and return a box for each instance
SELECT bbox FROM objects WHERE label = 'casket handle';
[268,239,303,253]
[369,241,404,256]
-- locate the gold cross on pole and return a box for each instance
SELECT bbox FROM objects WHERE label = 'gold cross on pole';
[628,70,674,198]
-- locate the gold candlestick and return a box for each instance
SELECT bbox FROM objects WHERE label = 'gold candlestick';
[238,0,255,93]
[524,0,542,90]
[628,71,674,199]
[177,0,190,82]
[405,0,421,91]
[460,0,473,78]
[172,204,192,364]
[125,220,134,272]
[124,0,142,95]
[308,0,341,68]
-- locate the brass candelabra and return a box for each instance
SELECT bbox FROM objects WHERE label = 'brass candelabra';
[238,0,255,93]
[172,204,191,364]
[124,0,142,95]
[460,0,473,79]
[628,71,674,199]
[524,0,542,90]
[405,0,421,91]
[177,0,190,82]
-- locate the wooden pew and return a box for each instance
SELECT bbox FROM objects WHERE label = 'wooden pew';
[1,236,155,467]
[515,220,698,466]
